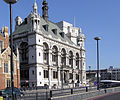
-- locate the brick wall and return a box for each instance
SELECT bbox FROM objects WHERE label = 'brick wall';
[0,26,20,90]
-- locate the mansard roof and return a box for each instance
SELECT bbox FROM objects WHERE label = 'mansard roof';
[13,13,75,45]
[40,18,74,45]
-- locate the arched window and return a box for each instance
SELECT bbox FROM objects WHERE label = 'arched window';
[52,46,58,65]
[76,53,79,69]
[69,51,73,67]
[20,42,28,63]
[43,43,49,64]
[61,48,66,66]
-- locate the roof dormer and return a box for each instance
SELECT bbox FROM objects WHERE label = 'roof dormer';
[59,32,64,38]
[52,29,57,35]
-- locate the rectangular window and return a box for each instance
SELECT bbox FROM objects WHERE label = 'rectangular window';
[4,62,8,73]
[69,73,73,79]
[76,60,79,68]
[39,72,41,75]
[32,70,34,75]
[6,79,11,87]
[53,71,58,79]
[52,55,56,62]
[69,59,73,66]
[44,53,47,60]
[76,74,78,80]
[44,70,48,78]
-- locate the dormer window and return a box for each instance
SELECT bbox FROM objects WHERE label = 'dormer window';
[59,32,64,38]
[52,29,57,35]
[43,25,49,31]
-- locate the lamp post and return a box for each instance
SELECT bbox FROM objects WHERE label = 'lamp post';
[89,66,91,75]
[94,37,101,90]
[3,0,18,100]
[88,66,91,86]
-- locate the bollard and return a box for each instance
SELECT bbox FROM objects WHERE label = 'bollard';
[104,89,107,93]
[14,94,17,100]
[86,87,88,92]
[46,88,48,100]
[71,89,73,94]
[50,90,52,98]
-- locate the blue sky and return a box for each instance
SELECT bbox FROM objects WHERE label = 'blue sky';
[0,0,120,70]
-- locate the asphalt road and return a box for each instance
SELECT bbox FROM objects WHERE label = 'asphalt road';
[90,92,120,100]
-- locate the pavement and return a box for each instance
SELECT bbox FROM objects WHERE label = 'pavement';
[89,92,120,100]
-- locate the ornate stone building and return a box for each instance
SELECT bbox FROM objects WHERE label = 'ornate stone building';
[13,0,86,88]
[0,26,20,90]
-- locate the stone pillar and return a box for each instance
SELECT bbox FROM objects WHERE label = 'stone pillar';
[57,51,61,67]
[63,70,65,84]
[61,70,64,88]
[73,69,76,84]
[66,71,69,83]
[80,58,83,84]
[78,58,81,84]
[48,49,52,66]
[48,49,52,88]
[57,67,61,88]
[66,54,69,66]
[73,56,76,69]
[48,67,51,88]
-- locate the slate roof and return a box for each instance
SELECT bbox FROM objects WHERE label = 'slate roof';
[13,13,75,46]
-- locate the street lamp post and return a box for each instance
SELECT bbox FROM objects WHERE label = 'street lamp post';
[94,37,101,90]
[3,0,18,100]
[88,66,91,86]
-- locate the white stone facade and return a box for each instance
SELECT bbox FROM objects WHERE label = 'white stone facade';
[13,1,86,88]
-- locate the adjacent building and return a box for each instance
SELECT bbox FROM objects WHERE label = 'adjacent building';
[86,66,120,86]
[100,66,120,81]
[0,26,20,90]
[13,0,86,88]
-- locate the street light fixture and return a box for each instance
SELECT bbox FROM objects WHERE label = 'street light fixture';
[3,0,18,100]
[94,37,101,90]
[4,0,17,4]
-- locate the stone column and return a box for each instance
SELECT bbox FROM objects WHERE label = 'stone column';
[63,70,65,84]
[66,71,69,83]
[80,58,83,84]
[48,49,52,66]
[48,49,52,88]
[73,56,76,69]
[78,58,81,84]
[61,70,64,88]
[48,67,52,88]
[57,51,61,88]
[72,69,75,87]
[57,67,61,88]
[57,51,61,67]
[66,54,69,66]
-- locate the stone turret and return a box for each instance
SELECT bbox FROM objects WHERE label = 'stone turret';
[1,26,9,37]
[15,16,22,29]
[33,1,38,14]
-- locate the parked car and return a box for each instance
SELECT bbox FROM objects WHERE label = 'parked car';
[0,90,2,96]
[1,87,24,98]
